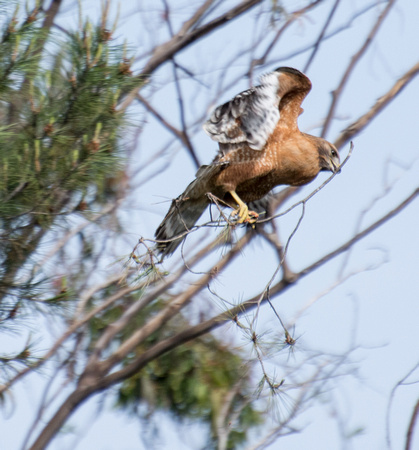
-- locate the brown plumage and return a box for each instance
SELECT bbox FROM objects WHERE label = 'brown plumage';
[155,67,340,257]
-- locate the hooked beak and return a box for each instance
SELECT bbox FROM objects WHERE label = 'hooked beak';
[331,158,341,174]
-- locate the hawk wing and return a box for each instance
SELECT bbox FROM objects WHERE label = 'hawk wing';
[203,71,280,151]
[203,67,312,151]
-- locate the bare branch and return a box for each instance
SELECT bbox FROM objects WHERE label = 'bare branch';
[92,230,254,379]
[406,398,419,450]
[115,186,419,378]
[170,60,201,167]
[334,60,419,149]
[28,387,91,450]
[215,380,245,450]
[303,0,340,72]
[30,201,122,279]
[321,0,396,138]
[137,88,200,168]
[119,0,264,110]
[40,0,63,35]
[174,0,216,36]
[248,0,322,76]
[386,361,419,450]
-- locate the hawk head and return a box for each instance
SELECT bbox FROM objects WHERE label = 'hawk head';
[317,140,340,173]
[303,134,341,173]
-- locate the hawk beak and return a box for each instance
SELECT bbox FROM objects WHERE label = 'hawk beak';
[331,159,341,174]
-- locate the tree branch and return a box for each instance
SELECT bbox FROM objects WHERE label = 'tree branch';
[119,0,264,110]
[92,230,254,379]
[303,0,340,72]
[137,92,200,168]
[29,387,93,450]
[106,186,419,382]
[248,0,322,76]
[27,231,255,450]
[406,397,419,450]
[321,0,396,138]
[334,60,419,149]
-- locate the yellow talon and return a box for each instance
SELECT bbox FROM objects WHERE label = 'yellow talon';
[229,190,259,224]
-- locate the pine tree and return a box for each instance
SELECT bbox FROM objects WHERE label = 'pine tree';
[0,5,261,448]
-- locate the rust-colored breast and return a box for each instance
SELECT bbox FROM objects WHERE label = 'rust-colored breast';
[211,127,320,202]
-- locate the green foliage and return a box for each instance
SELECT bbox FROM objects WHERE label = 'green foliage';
[89,293,262,449]
[0,3,141,374]
[0,5,262,448]
[0,5,141,305]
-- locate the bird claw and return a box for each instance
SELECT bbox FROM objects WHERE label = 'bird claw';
[228,190,258,225]
[246,211,259,224]
[232,206,259,224]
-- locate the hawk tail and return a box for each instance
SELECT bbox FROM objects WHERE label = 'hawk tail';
[155,162,228,258]
[155,189,209,257]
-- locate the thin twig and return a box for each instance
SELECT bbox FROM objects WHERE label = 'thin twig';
[119,0,264,111]
[117,186,419,377]
[249,0,322,76]
[385,361,419,449]
[406,398,419,450]
[137,92,199,167]
[171,59,201,167]
[334,60,419,149]
[321,0,396,138]
[303,0,340,72]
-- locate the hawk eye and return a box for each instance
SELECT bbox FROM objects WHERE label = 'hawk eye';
[331,149,337,157]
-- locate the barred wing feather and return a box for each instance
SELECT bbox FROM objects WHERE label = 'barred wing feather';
[203,72,281,151]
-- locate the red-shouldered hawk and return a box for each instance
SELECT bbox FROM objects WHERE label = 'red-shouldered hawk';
[155,67,340,257]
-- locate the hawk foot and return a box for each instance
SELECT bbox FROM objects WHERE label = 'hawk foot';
[232,206,259,224]
[228,190,259,224]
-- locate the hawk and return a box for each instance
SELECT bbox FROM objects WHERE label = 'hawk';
[155,67,340,257]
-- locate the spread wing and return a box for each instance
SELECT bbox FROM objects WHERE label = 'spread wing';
[203,67,312,152]
[203,71,280,151]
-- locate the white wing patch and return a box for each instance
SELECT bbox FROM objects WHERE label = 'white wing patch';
[203,71,281,151]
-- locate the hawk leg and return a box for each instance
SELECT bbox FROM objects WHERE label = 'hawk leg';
[229,190,259,224]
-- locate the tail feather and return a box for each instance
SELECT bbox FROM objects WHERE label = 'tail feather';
[155,162,229,258]
[155,193,208,257]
